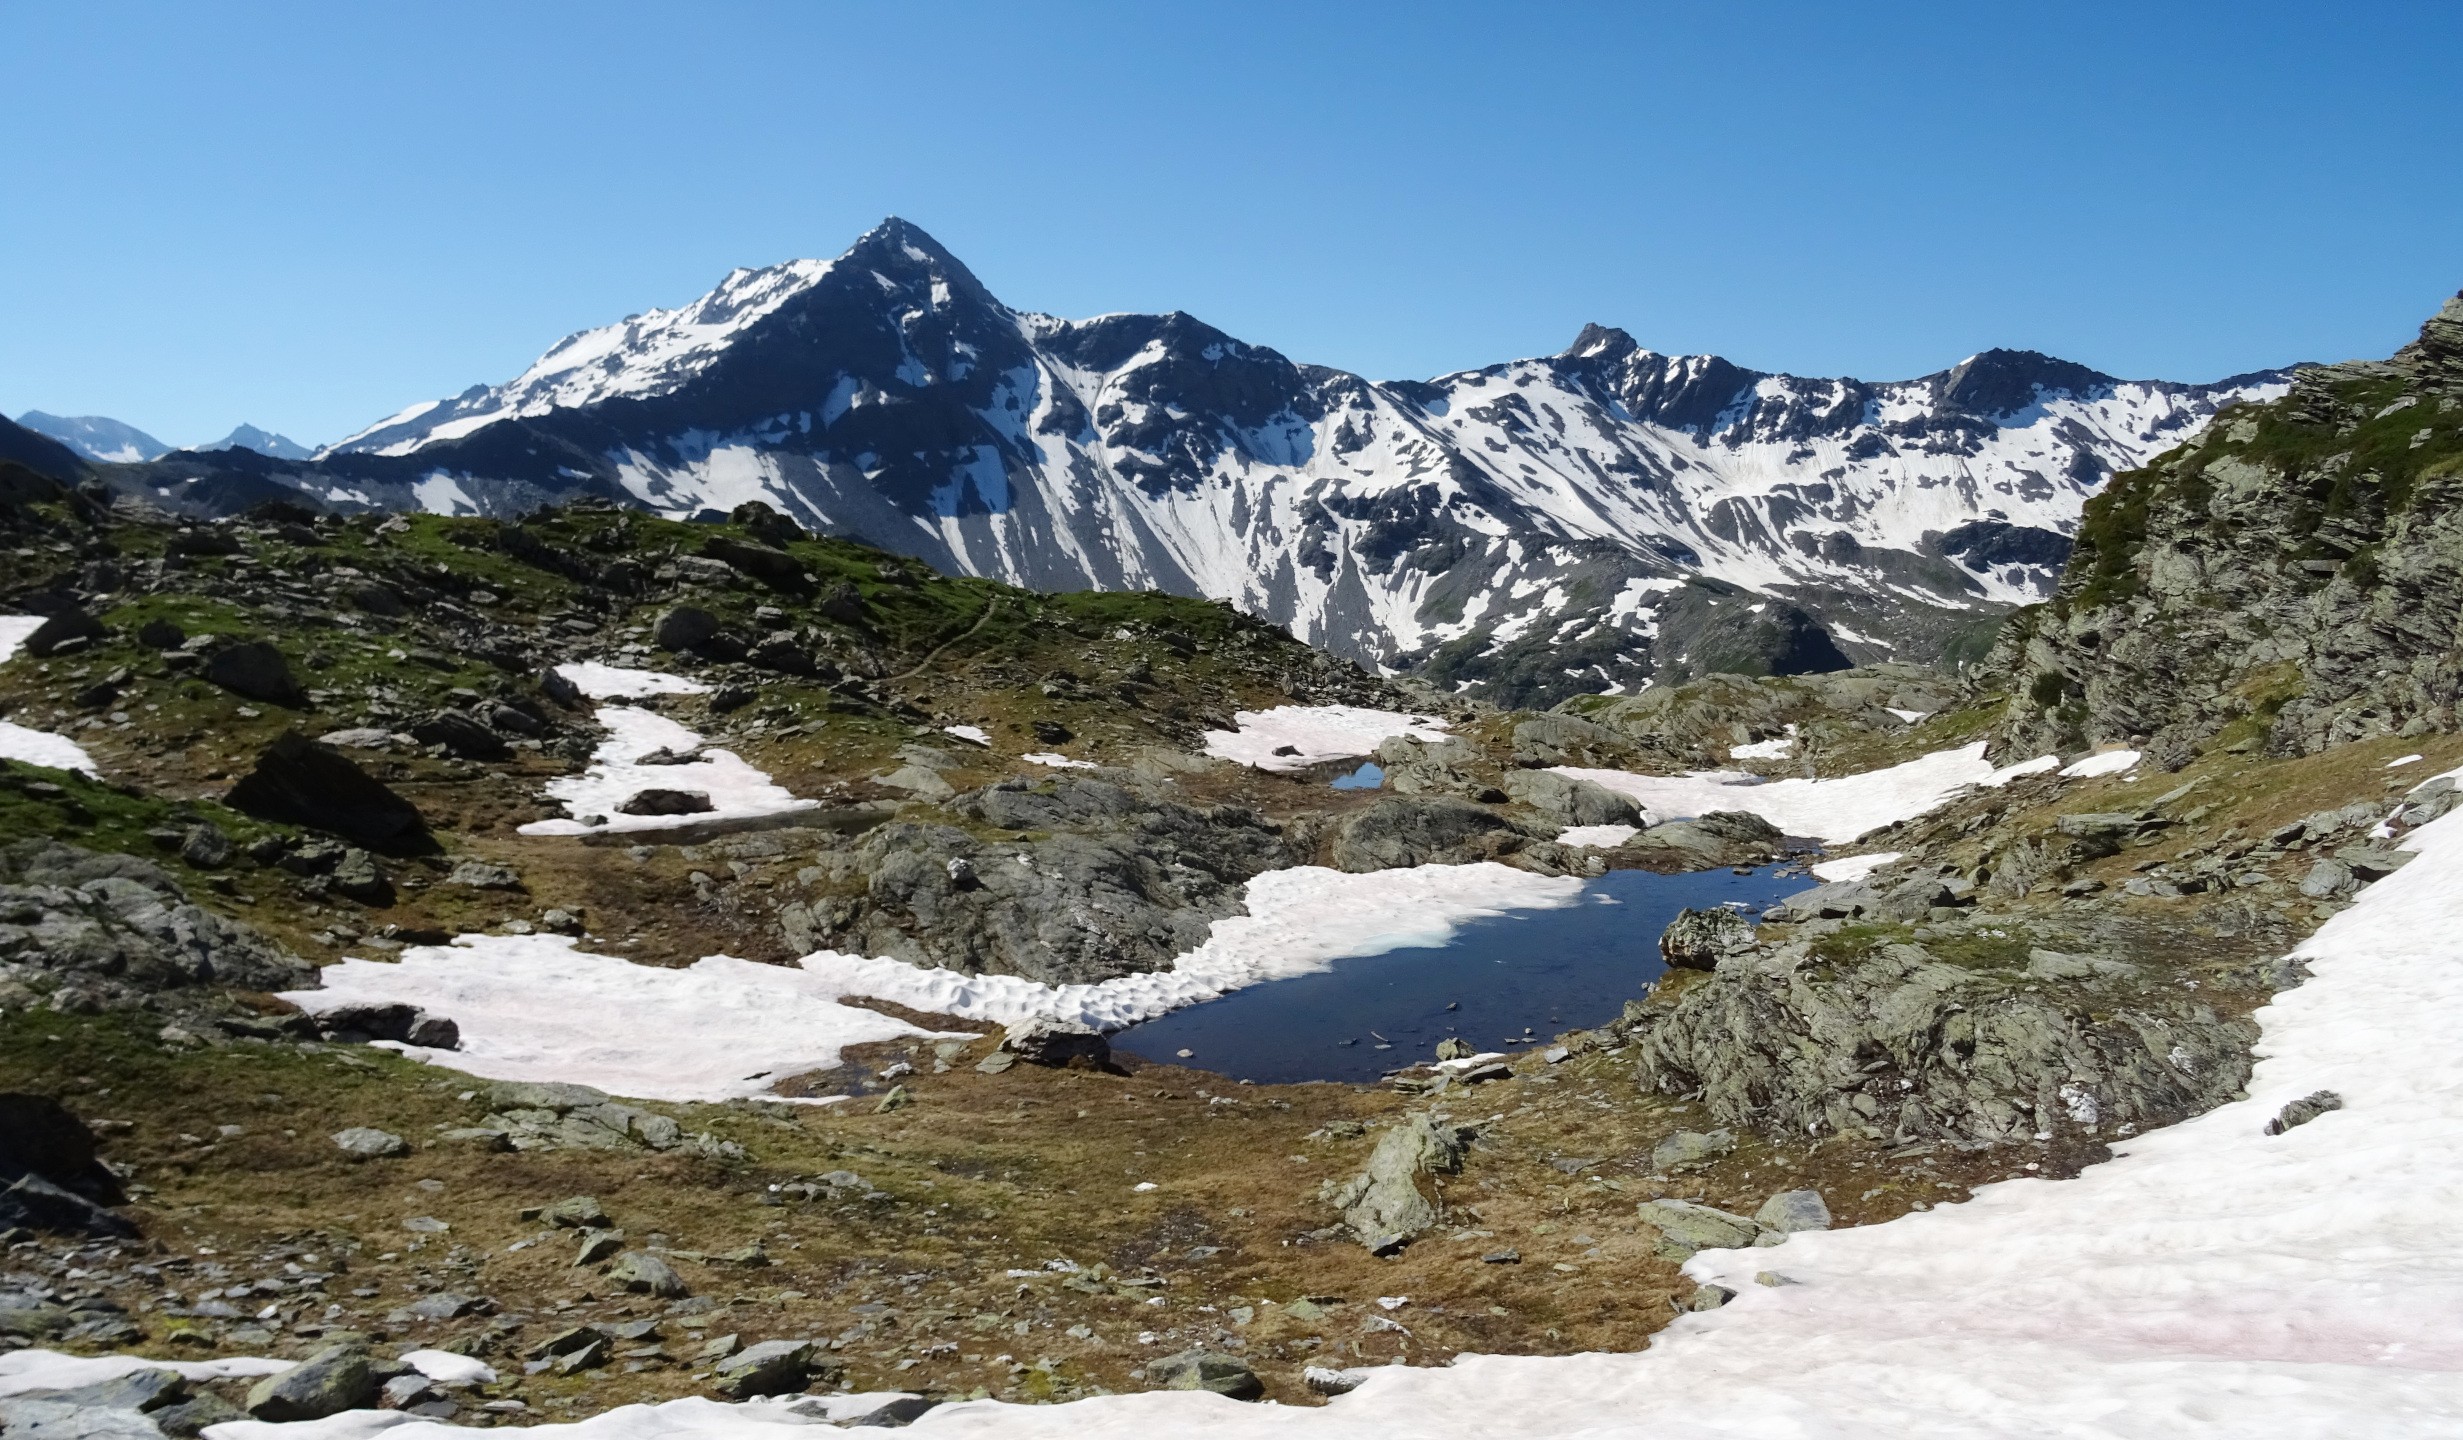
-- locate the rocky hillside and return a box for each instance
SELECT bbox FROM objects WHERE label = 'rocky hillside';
[1990,293,2463,768]
[94,220,2285,707]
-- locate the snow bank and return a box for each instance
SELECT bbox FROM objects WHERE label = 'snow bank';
[554,661,711,700]
[1554,742,2057,843]
[1728,724,1796,761]
[2059,747,2142,779]
[0,720,97,775]
[0,1349,291,1396]
[281,934,948,1103]
[1202,705,1448,772]
[0,616,42,663]
[519,705,817,836]
[800,863,1585,1031]
[1810,851,1903,883]
[0,615,100,774]
[1555,824,1639,848]
[1023,752,1096,770]
[944,724,991,746]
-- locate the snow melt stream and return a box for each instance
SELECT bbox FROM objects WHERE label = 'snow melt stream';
[519,663,817,836]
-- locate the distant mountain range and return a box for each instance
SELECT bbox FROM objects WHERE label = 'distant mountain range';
[80,220,2296,704]
[16,412,313,464]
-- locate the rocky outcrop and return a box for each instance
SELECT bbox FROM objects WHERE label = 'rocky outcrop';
[1991,293,2463,765]
[0,840,312,1014]
[781,776,1298,985]
[1329,796,1542,872]
[1322,1114,1469,1253]
[1628,914,2257,1147]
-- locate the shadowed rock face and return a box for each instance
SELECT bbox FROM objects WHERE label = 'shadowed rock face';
[1990,293,2463,769]
[226,731,431,850]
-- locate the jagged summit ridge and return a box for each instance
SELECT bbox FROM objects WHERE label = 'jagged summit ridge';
[189,219,2290,705]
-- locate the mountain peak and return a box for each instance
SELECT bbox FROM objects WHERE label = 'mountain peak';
[1933,349,2115,416]
[1563,323,1639,361]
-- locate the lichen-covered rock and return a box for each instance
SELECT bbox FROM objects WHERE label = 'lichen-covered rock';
[790,775,1297,987]
[1660,907,1756,971]
[1629,935,2256,1147]
[1000,1016,1110,1068]
[245,1344,378,1422]
[1331,795,1536,872]
[1637,1198,1760,1260]
[1150,1350,1264,1401]
[0,841,312,1010]
[1324,1114,1467,1251]
[1501,769,1643,827]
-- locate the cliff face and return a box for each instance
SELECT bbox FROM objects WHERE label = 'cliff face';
[1990,293,2463,768]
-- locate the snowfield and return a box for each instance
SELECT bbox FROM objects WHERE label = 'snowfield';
[282,934,951,1104]
[1555,742,2059,843]
[1202,706,1449,772]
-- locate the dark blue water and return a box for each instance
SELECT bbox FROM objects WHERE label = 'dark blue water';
[1330,761,1384,790]
[1116,864,1807,1084]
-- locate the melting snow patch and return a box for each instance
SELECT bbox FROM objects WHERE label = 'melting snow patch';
[1203,705,1449,772]
[0,1349,292,1396]
[519,706,816,836]
[0,615,100,774]
[1729,724,1798,761]
[1554,743,2058,844]
[1556,824,1640,848]
[2059,748,2142,779]
[1811,851,1903,883]
[2389,753,2424,768]
[282,934,950,1103]
[1885,707,1930,724]
[553,661,711,700]
[1023,752,1096,770]
[0,721,97,776]
[0,616,42,662]
[944,724,991,746]
[801,863,1584,1031]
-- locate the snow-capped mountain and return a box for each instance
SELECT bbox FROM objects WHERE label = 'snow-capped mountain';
[227,220,2289,703]
[17,411,169,463]
[198,423,314,460]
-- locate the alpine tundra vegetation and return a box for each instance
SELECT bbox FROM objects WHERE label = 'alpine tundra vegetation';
[4,280,2463,1436]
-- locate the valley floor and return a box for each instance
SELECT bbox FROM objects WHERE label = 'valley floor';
[29,759,2450,1438]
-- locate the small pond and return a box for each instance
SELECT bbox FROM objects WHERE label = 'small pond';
[1115,863,1809,1084]
[1330,761,1384,790]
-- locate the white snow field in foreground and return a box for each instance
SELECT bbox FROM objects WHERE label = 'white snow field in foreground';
[801,862,1585,1031]
[520,705,817,836]
[0,1349,292,1396]
[1203,705,1449,772]
[212,770,2463,1436]
[1555,741,2059,844]
[0,615,100,774]
[281,934,948,1104]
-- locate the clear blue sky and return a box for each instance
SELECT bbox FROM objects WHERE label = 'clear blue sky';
[5,1,2459,448]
